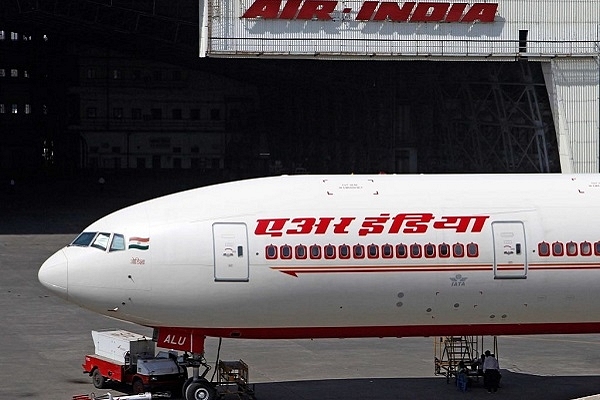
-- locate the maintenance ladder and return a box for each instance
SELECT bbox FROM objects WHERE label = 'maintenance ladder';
[434,336,498,383]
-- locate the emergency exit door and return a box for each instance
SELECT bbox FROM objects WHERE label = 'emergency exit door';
[213,223,249,282]
[492,221,527,279]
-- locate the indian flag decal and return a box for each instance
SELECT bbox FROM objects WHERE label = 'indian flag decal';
[129,237,150,250]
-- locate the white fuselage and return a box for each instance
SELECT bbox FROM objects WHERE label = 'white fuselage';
[38,174,600,340]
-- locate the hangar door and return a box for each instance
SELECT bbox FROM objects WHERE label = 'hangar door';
[492,221,527,279]
[213,223,249,282]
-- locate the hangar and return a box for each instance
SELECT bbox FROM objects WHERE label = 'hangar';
[199,0,600,174]
[0,0,598,176]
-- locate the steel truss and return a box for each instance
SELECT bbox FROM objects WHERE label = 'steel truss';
[431,62,558,173]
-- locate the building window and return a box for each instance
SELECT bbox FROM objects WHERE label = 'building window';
[23,70,29,78]
[11,69,18,78]
[112,147,121,154]
[112,69,121,79]
[131,108,142,120]
[86,107,97,118]
[190,109,201,120]
[0,69,5,77]
[113,108,123,119]
[173,158,182,168]
[0,31,5,40]
[172,108,182,120]
[210,108,221,120]
[11,104,18,114]
[132,70,141,80]
[86,68,96,79]
[154,71,162,81]
[11,32,18,41]
[151,108,162,120]
[25,104,31,114]
[172,70,181,81]
[0,104,5,113]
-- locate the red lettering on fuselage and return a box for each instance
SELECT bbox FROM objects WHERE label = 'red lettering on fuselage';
[255,214,489,237]
[242,1,498,22]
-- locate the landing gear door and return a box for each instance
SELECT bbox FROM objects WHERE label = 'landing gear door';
[213,223,249,282]
[492,221,527,279]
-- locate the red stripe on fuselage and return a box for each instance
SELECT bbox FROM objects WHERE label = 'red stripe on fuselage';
[155,322,600,341]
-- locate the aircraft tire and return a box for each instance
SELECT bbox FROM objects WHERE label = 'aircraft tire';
[185,380,217,400]
[92,369,105,389]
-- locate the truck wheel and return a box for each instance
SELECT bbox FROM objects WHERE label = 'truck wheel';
[92,369,106,389]
[182,377,194,398]
[132,378,145,394]
[185,380,216,400]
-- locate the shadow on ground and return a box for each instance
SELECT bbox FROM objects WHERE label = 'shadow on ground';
[97,372,600,400]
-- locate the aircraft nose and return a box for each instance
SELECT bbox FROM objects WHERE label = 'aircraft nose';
[38,249,68,300]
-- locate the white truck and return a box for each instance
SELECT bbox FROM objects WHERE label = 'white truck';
[82,330,187,394]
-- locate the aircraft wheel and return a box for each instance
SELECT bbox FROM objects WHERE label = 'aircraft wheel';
[185,380,217,400]
[92,369,105,389]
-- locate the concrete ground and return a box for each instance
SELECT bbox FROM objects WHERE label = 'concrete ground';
[3,176,600,399]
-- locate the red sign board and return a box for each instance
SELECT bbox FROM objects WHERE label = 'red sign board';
[242,1,498,22]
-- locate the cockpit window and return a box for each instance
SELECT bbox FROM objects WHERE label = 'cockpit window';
[71,232,97,247]
[110,234,126,252]
[91,232,111,251]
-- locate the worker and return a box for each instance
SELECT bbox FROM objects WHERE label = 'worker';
[482,350,500,393]
[456,361,468,392]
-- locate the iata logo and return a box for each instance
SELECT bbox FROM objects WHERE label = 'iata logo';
[242,1,498,22]
[450,274,467,286]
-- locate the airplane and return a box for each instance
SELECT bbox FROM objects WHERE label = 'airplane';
[39,173,600,400]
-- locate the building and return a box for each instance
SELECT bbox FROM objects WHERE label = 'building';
[0,28,72,174]
[69,45,258,172]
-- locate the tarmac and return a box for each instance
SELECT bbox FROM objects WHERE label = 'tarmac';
[3,174,600,400]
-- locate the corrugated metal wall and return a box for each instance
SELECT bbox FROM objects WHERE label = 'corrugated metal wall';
[543,58,600,173]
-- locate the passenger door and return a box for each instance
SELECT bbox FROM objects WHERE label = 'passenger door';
[213,223,249,282]
[492,221,527,279]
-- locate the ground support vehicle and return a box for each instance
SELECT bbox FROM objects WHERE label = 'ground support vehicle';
[82,330,187,395]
